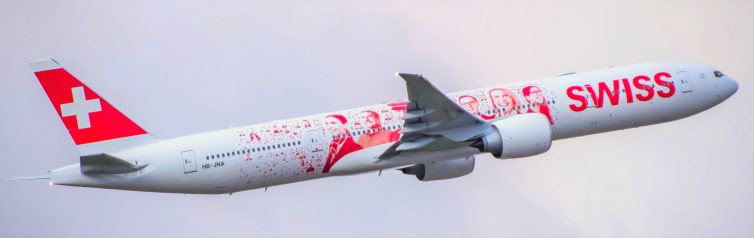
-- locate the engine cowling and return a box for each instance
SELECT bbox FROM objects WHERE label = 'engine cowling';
[400,156,475,181]
[472,113,552,159]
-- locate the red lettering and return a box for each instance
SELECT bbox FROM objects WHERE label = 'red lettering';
[654,72,675,98]
[566,72,673,113]
[598,80,621,106]
[621,78,634,103]
[584,84,602,108]
[567,86,587,112]
[584,80,620,108]
[632,75,654,101]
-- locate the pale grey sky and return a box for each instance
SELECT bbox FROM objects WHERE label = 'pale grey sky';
[1,1,752,237]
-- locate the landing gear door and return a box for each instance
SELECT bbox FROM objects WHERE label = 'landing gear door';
[181,150,197,173]
[677,71,693,93]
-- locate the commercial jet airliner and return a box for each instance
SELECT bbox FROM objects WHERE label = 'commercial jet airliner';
[10,59,738,194]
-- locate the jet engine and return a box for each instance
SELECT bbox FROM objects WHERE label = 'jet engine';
[400,156,475,181]
[471,113,552,159]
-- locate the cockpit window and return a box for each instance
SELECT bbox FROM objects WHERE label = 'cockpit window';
[714,71,725,78]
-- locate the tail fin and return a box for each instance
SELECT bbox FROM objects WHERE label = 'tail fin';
[30,59,157,155]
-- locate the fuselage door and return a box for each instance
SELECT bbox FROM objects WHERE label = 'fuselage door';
[677,71,693,93]
[307,129,325,152]
[181,150,197,173]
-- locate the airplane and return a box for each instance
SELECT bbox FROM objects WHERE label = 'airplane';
[9,58,738,194]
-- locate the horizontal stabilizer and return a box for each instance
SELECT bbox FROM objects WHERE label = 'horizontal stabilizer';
[80,153,147,174]
[6,175,51,181]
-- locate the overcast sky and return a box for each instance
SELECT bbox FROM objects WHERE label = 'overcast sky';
[1,1,752,237]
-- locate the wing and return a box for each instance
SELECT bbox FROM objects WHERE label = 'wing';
[378,73,492,159]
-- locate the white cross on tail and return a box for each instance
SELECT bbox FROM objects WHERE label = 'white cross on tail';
[60,86,101,129]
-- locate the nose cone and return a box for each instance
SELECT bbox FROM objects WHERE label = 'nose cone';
[722,77,739,99]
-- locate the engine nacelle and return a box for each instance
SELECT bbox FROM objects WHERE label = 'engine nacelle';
[400,156,475,181]
[473,113,552,159]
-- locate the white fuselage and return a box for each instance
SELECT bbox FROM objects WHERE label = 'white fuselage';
[50,62,738,194]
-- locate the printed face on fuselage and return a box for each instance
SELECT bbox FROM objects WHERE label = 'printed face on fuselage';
[362,111,381,129]
[459,96,481,114]
[325,116,346,135]
[525,86,545,104]
[490,89,517,114]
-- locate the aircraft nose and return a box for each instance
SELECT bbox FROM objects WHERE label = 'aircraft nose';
[727,77,738,95]
[731,78,739,94]
[720,77,738,100]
